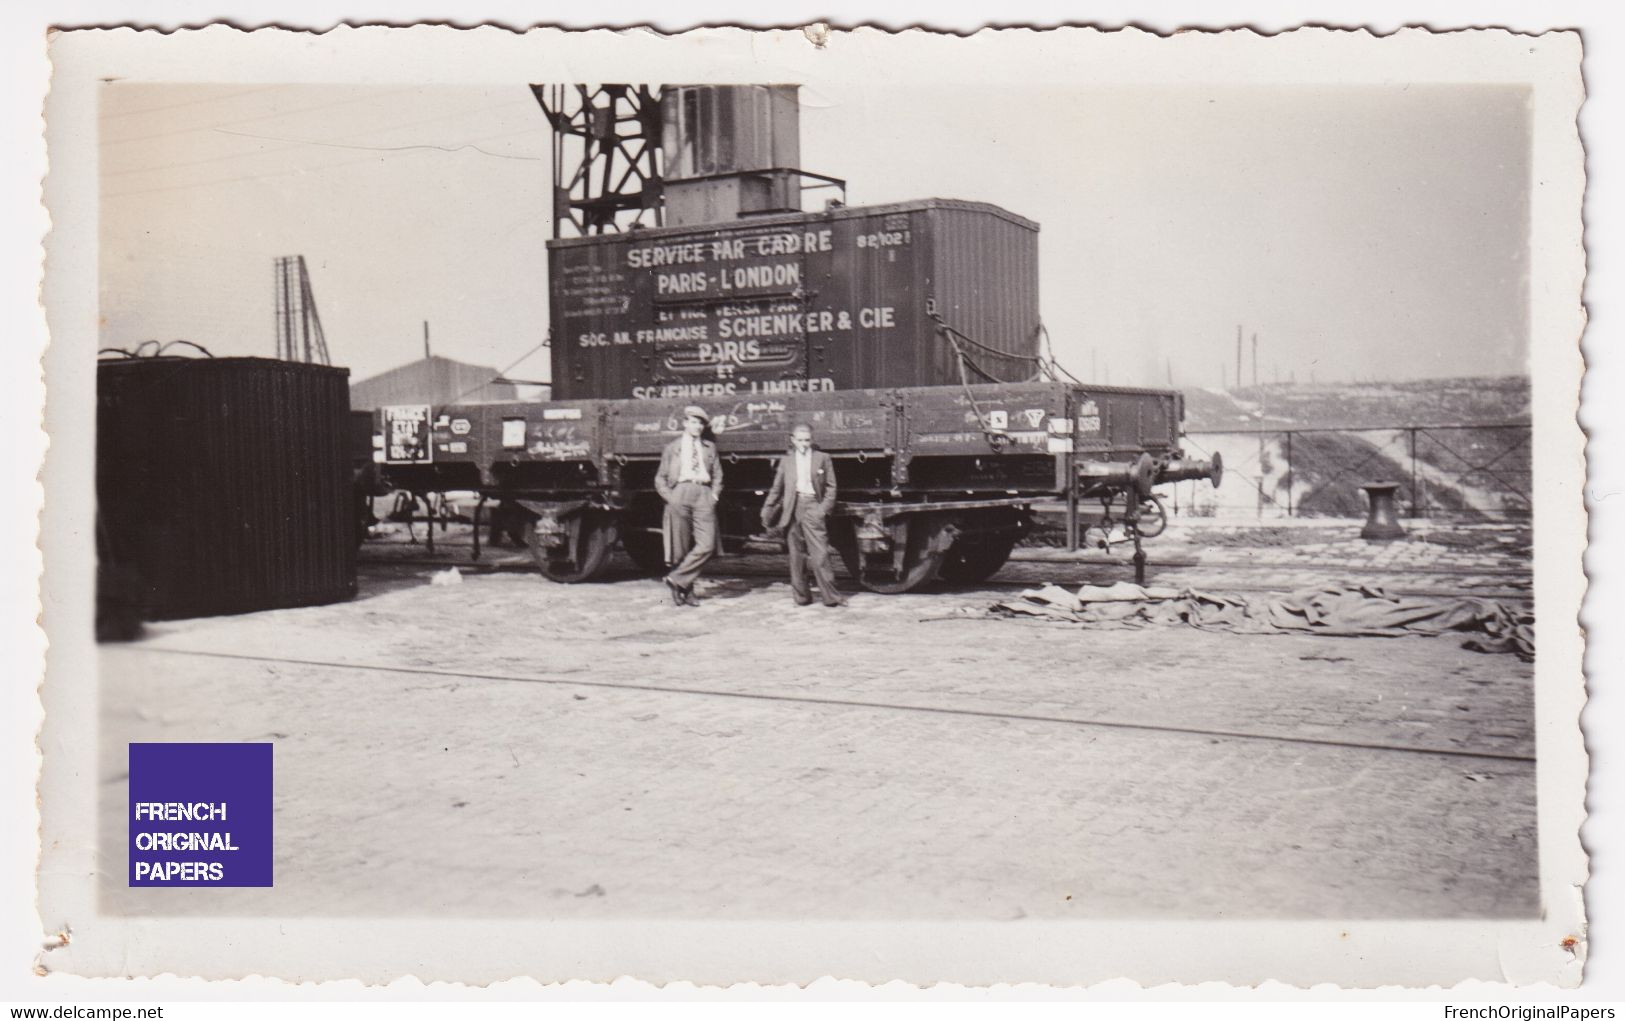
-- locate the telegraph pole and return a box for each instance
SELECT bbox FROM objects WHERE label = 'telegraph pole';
[423,321,431,361]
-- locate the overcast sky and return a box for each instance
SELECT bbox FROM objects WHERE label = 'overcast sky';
[98,82,1530,388]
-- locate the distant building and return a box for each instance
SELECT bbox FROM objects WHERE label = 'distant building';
[349,355,547,410]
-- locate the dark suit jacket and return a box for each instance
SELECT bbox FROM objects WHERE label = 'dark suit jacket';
[761,448,837,529]
[654,435,723,502]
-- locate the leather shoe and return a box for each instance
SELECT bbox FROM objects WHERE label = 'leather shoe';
[663,576,686,606]
[821,596,848,608]
[793,595,813,606]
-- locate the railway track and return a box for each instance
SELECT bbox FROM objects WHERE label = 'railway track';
[358,547,1533,601]
[128,644,1536,765]
[1008,552,1533,579]
[725,568,1532,602]
[365,530,1532,577]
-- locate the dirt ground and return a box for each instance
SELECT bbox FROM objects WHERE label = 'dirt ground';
[97,521,1537,922]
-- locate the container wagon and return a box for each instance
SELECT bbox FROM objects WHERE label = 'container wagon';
[369,84,1221,592]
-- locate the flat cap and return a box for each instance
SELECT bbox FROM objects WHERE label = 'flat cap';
[682,405,710,425]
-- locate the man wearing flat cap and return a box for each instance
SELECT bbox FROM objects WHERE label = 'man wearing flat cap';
[654,405,723,605]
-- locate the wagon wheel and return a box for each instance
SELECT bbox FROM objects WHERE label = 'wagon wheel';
[829,514,950,594]
[829,517,862,579]
[619,526,668,576]
[1129,495,1168,539]
[528,512,616,583]
[937,536,1017,584]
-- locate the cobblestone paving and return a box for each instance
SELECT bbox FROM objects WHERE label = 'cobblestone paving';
[98,539,1538,922]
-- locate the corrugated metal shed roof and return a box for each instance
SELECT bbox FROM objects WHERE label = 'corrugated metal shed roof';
[349,355,530,410]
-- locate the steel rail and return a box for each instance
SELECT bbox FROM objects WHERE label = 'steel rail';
[1004,552,1532,578]
[360,546,1534,582]
[124,645,1536,765]
[357,559,1533,601]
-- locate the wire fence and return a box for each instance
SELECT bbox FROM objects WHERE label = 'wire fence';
[1169,424,1532,521]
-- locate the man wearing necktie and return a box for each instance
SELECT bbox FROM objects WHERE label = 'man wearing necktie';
[654,405,723,606]
[760,424,845,607]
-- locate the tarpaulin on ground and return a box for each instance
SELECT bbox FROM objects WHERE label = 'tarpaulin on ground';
[989,582,1534,660]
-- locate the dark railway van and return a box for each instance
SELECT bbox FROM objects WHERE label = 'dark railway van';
[98,356,357,625]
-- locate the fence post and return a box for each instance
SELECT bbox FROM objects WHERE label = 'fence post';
[1065,414,1079,551]
[1285,431,1294,517]
[1408,427,1421,519]
[1257,431,1266,520]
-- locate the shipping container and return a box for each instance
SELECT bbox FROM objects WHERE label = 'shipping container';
[97,356,356,621]
[547,198,1041,400]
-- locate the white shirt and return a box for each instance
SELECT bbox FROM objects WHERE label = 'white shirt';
[795,449,816,495]
[676,434,710,484]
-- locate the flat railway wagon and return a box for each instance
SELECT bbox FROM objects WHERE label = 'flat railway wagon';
[370,85,1221,592]
[374,380,1220,593]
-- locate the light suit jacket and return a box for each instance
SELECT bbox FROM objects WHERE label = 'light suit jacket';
[654,435,723,501]
[656,434,723,562]
[761,447,837,530]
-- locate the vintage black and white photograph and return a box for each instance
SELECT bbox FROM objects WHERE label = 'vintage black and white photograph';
[36,25,1588,986]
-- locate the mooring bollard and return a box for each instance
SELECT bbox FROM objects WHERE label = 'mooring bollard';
[1360,482,1406,541]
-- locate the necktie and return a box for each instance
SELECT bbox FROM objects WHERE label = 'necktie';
[690,438,701,478]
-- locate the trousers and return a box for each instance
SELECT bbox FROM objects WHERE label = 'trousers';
[664,481,717,589]
[787,494,841,602]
